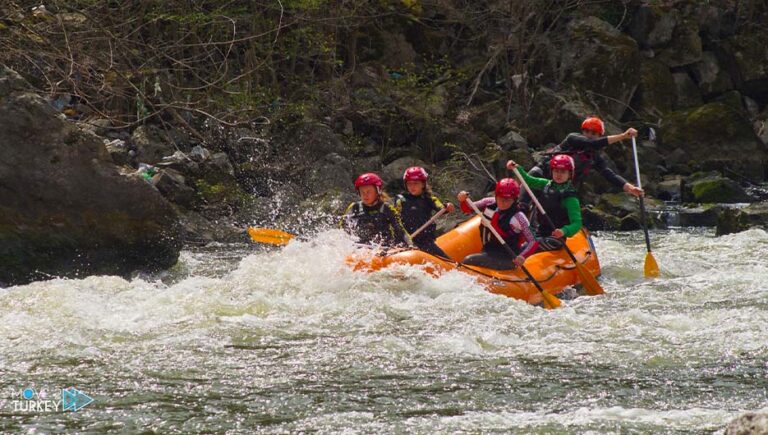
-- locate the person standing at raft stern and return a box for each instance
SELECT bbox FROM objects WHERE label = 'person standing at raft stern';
[526,116,644,197]
[395,166,455,258]
[456,178,539,270]
[508,156,583,252]
[341,173,413,248]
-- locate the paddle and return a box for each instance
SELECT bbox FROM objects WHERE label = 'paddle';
[249,204,449,247]
[464,197,561,309]
[247,227,294,245]
[511,168,605,296]
[631,136,660,278]
[409,207,449,239]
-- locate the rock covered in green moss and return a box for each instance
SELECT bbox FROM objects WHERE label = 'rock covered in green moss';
[715,207,751,235]
[663,103,767,180]
[682,171,751,203]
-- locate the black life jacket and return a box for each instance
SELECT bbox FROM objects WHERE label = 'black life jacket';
[544,134,601,186]
[537,182,578,236]
[396,193,438,241]
[344,201,397,246]
[480,203,524,254]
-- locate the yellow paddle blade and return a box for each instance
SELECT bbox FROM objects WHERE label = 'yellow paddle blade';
[541,290,562,309]
[247,227,295,245]
[644,252,660,278]
[575,262,605,295]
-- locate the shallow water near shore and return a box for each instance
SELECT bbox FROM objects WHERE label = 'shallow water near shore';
[1,227,766,433]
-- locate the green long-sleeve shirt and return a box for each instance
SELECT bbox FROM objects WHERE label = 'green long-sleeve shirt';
[516,166,583,238]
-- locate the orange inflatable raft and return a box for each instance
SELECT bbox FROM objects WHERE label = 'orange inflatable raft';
[347,215,601,305]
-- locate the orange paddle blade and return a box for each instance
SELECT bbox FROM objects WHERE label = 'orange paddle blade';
[575,262,604,295]
[541,290,562,309]
[247,227,295,245]
[644,252,660,278]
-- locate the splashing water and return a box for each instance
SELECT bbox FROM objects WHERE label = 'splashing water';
[1,228,766,433]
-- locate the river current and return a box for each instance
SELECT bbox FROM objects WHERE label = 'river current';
[1,228,766,433]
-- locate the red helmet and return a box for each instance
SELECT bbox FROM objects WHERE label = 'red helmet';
[494,178,520,199]
[354,172,383,192]
[549,154,575,171]
[403,166,428,183]
[581,116,605,136]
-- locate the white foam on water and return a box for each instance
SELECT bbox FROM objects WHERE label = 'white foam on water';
[1,227,766,433]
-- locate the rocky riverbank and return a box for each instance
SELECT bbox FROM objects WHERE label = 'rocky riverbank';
[2,1,768,285]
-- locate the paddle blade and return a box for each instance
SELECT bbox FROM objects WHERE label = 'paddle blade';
[575,262,605,295]
[541,290,562,310]
[644,252,660,278]
[247,227,295,245]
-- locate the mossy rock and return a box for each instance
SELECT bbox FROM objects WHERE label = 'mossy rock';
[582,206,621,231]
[678,203,724,226]
[683,172,751,203]
[663,103,766,180]
[665,103,752,144]
[597,192,638,218]
[636,59,676,114]
[715,207,751,236]
[194,178,249,208]
[711,90,744,113]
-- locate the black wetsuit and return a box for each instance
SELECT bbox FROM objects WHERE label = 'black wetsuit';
[529,133,628,188]
[341,200,411,247]
[395,193,449,258]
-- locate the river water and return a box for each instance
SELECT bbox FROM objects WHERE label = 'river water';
[1,227,766,433]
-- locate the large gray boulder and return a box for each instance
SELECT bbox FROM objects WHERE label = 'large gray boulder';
[663,103,768,181]
[0,77,182,285]
[719,30,768,98]
[558,17,641,120]
[690,52,734,97]
[627,6,679,48]
[672,72,704,109]
[656,20,703,68]
[636,59,676,115]
[682,172,752,203]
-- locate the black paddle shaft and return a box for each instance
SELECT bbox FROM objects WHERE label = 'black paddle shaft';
[536,209,585,265]
[638,196,653,253]
[499,243,548,295]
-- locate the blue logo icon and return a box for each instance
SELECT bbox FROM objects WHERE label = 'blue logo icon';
[22,388,35,400]
[61,387,93,412]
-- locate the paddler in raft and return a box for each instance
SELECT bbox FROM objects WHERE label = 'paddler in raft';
[507,156,584,252]
[456,178,539,270]
[341,172,413,249]
[521,116,644,206]
[395,166,455,258]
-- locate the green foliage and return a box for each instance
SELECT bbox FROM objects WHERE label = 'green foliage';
[195,179,249,206]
